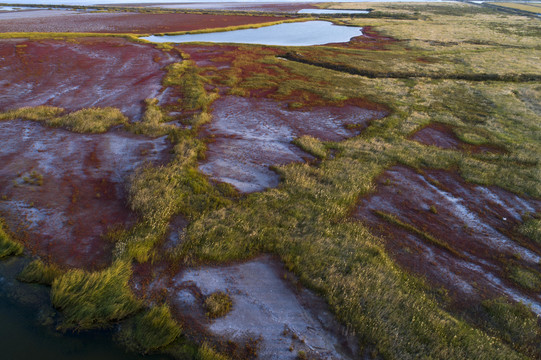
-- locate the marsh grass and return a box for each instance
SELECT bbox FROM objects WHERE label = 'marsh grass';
[127,98,177,137]
[5,3,540,359]
[117,304,181,353]
[17,259,63,285]
[0,106,128,133]
[292,136,328,159]
[49,107,128,133]
[508,265,541,292]
[0,106,64,121]
[204,291,233,319]
[519,216,541,244]
[481,298,541,356]
[51,260,141,330]
[0,220,23,259]
[172,8,540,357]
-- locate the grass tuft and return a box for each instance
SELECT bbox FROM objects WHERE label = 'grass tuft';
[17,259,63,285]
[508,265,541,291]
[117,304,182,353]
[51,260,141,330]
[204,291,233,319]
[0,220,23,259]
[519,215,541,244]
[0,106,128,133]
[49,107,128,133]
[292,135,328,159]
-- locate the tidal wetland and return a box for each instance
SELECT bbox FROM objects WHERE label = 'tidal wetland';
[0,1,540,359]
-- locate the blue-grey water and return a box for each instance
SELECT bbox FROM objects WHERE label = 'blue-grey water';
[0,258,170,360]
[142,20,363,46]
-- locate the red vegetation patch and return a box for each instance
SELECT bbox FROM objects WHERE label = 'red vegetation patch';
[199,96,387,193]
[144,2,318,12]
[0,38,180,120]
[0,11,289,34]
[180,44,241,69]
[0,121,171,269]
[354,166,541,312]
[411,123,506,153]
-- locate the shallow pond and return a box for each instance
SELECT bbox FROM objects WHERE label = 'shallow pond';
[0,6,41,10]
[141,20,363,46]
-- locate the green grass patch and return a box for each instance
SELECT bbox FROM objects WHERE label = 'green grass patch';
[0,106,64,121]
[482,297,541,356]
[164,62,218,112]
[0,106,128,133]
[292,136,328,159]
[0,220,23,259]
[51,260,141,330]
[117,304,182,353]
[197,343,231,360]
[508,265,541,291]
[126,98,176,137]
[519,215,541,244]
[49,107,128,133]
[204,291,233,319]
[17,259,63,285]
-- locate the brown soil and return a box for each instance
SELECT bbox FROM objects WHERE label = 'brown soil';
[199,96,387,192]
[0,11,289,34]
[411,123,506,153]
[0,120,172,269]
[353,165,541,313]
[0,38,180,121]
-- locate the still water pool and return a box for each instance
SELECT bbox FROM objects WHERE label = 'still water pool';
[141,20,363,46]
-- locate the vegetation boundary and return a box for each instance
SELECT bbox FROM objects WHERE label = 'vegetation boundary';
[282,52,541,82]
[143,18,312,37]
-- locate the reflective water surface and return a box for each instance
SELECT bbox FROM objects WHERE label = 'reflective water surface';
[142,20,363,46]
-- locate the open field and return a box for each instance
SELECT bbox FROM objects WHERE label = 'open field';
[492,2,541,14]
[0,2,540,359]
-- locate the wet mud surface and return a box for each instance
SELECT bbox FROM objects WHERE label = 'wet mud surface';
[411,123,505,153]
[200,96,387,192]
[354,165,541,313]
[168,256,354,360]
[0,11,289,34]
[0,38,180,121]
[0,120,171,269]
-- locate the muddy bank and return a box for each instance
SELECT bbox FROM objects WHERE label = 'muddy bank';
[328,25,398,50]
[199,96,387,192]
[411,123,505,153]
[0,11,289,34]
[0,120,171,269]
[168,256,354,359]
[354,165,541,312]
[0,38,179,121]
